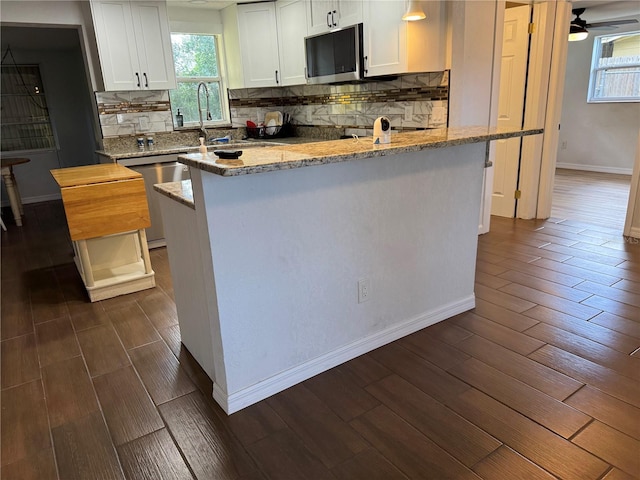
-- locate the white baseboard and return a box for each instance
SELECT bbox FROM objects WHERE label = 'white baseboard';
[213,295,476,414]
[556,163,633,176]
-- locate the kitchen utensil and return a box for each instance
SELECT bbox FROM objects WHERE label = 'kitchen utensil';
[214,150,243,159]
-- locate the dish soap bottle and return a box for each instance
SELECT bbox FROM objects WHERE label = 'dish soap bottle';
[199,137,207,155]
[176,108,184,127]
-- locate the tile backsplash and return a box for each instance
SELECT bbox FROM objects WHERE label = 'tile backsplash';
[229,71,449,131]
[95,71,449,141]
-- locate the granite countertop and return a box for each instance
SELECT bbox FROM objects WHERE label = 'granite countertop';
[177,126,543,177]
[154,180,194,209]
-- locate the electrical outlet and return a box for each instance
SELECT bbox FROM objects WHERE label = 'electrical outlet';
[358,278,371,303]
[404,105,413,122]
[139,117,150,131]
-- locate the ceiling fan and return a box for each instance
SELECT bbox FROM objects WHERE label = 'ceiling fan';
[569,8,639,41]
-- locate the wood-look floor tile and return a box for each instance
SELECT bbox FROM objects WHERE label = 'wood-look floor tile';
[496,257,582,286]
[449,358,591,438]
[267,383,369,468]
[159,391,258,479]
[350,406,481,479]
[1,380,50,466]
[68,302,110,332]
[529,345,640,408]
[214,400,287,447]
[117,428,193,480]
[175,345,213,396]
[129,341,196,405]
[108,303,161,350]
[471,445,556,480]
[565,386,640,440]
[475,271,512,289]
[603,468,639,480]
[29,271,69,324]
[611,278,640,294]
[575,280,640,308]
[35,317,80,366]
[1,333,40,389]
[451,312,545,356]
[93,366,164,446]
[77,324,131,377]
[335,353,392,388]
[523,305,639,354]
[1,300,33,340]
[542,243,624,266]
[503,242,574,263]
[0,448,57,480]
[42,356,100,428]
[498,270,592,303]
[158,324,181,359]
[499,283,601,320]
[369,343,471,404]
[330,449,409,480]
[531,258,620,286]
[52,411,125,480]
[304,365,380,422]
[565,257,640,282]
[472,298,539,332]
[524,323,639,379]
[479,244,541,263]
[476,259,509,276]
[589,311,640,339]
[447,388,609,480]
[423,317,474,345]
[366,375,500,467]
[581,295,640,322]
[572,421,640,476]
[455,335,583,400]
[246,430,337,480]
[399,329,470,370]
[474,283,537,313]
[475,249,511,264]
[136,290,178,331]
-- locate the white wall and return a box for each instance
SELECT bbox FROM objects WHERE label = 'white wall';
[557,23,640,174]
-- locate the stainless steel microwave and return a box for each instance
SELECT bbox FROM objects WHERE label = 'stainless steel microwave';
[304,23,363,84]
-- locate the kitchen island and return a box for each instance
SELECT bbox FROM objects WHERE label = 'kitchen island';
[155,126,542,414]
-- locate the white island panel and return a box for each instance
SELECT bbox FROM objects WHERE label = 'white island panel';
[186,142,484,412]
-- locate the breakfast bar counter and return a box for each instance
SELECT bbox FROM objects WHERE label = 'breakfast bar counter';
[155,126,541,414]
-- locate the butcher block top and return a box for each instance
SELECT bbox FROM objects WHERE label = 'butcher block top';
[50,164,150,241]
[50,163,141,188]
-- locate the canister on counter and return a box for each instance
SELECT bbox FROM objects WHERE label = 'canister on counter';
[146,136,154,149]
[137,137,145,149]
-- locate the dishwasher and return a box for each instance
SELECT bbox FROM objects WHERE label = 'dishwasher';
[118,155,191,249]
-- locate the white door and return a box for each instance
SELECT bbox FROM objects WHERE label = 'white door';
[491,4,530,217]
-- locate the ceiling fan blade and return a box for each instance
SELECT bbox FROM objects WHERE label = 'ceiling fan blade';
[585,19,639,29]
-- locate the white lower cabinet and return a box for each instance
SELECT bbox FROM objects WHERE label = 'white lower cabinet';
[363,0,446,77]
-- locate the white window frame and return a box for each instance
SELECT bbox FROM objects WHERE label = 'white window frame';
[169,33,230,127]
[587,30,640,104]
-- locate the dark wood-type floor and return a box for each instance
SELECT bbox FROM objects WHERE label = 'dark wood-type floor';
[1,199,639,480]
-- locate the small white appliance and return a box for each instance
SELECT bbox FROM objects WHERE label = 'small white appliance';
[373,116,391,144]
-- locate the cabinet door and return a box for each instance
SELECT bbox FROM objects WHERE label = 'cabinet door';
[363,0,406,77]
[130,1,177,90]
[307,0,334,35]
[237,3,281,87]
[335,0,362,28]
[90,0,140,91]
[277,0,308,86]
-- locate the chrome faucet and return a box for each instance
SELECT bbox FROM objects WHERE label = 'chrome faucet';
[197,81,212,140]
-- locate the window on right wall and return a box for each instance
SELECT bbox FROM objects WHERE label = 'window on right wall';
[588,31,640,103]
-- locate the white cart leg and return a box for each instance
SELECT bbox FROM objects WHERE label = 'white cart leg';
[77,239,95,287]
[138,229,153,275]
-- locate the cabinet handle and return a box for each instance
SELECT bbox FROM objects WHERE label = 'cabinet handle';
[327,11,331,28]
[143,73,148,88]
[364,56,368,75]
[135,72,141,88]
[275,70,279,84]
[332,10,337,27]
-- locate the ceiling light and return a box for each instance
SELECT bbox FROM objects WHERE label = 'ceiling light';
[568,23,589,42]
[189,0,208,4]
[402,0,426,21]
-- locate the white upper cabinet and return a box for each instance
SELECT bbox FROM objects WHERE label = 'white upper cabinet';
[276,0,309,86]
[363,0,446,78]
[90,0,177,91]
[224,0,308,88]
[307,0,362,35]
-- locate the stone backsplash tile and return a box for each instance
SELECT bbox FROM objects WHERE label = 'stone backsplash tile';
[95,90,173,138]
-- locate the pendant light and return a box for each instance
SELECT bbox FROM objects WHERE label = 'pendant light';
[568,23,589,42]
[402,0,426,21]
